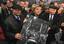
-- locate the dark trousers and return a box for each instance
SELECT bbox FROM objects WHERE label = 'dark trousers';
[60,31,64,44]
[46,34,56,44]
[7,39,17,44]
[16,40,37,44]
[0,40,8,44]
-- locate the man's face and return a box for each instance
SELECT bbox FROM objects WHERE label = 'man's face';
[6,0,13,7]
[49,8,56,14]
[19,1,29,7]
[12,9,21,16]
[54,2,59,7]
[34,6,42,16]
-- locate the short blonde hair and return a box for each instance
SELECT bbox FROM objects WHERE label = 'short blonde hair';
[32,4,41,11]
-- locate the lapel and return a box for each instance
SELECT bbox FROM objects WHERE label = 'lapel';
[46,13,49,21]
[12,15,21,27]
[12,14,25,28]
[6,15,21,31]
[53,14,57,21]
[20,15,26,25]
[48,14,56,21]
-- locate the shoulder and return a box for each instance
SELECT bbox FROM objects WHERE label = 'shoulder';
[26,13,34,18]
[5,15,14,23]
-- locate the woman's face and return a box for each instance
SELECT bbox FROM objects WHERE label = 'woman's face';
[58,8,63,14]
[34,6,42,16]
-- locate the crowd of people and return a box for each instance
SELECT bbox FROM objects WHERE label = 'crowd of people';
[0,0,64,44]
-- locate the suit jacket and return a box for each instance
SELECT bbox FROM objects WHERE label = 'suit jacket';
[39,12,59,34]
[4,14,25,40]
[59,14,64,23]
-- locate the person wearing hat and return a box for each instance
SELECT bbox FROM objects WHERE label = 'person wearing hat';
[40,5,59,44]
[4,4,25,44]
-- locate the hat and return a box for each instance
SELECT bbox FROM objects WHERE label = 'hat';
[49,5,58,9]
[12,3,22,10]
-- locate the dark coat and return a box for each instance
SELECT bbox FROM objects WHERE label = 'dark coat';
[4,14,25,44]
[39,12,59,29]
[59,14,64,41]
[39,12,60,43]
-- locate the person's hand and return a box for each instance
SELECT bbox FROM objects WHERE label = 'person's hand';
[61,23,64,26]
[48,27,51,31]
[15,33,23,40]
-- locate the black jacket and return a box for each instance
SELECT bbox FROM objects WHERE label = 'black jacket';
[40,13,59,33]
[4,14,25,40]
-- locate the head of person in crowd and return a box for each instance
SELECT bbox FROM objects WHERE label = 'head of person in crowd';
[39,0,45,6]
[44,7,49,13]
[12,4,22,16]
[48,5,58,15]
[0,2,7,9]
[58,7,64,15]
[6,0,14,8]
[60,2,64,8]
[19,1,29,8]
[18,1,30,13]
[54,1,59,8]
[49,2,54,6]
[32,4,42,16]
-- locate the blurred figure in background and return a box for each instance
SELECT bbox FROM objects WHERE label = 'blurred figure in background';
[4,4,25,44]
[58,18,64,44]
[40,5,59,44]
